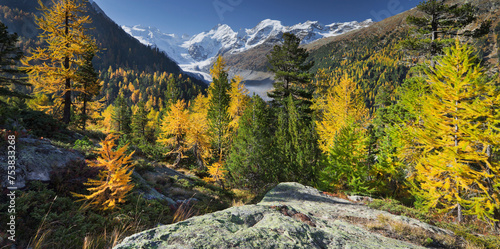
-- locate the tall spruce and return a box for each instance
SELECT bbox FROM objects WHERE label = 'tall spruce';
[226,95,274,191]
[273,96,320,184]
[0,22,30,104]
[23,0,94,123]
[74,43,101,130]
[207,55,231,160]
[111,95,131,134]
[267,32,314,114]
[131,101,149,141]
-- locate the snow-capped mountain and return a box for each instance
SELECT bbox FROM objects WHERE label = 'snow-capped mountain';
[122,19,373,81]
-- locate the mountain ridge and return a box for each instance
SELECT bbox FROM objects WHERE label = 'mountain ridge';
[122,19,373,82]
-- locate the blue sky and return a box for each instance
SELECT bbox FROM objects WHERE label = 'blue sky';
[92,0,419,35]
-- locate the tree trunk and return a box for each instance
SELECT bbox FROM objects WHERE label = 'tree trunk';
[63,77,71,124]
[82,91,87,131]
[62,7,71,124]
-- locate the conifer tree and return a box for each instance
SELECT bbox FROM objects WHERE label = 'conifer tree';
[411,41,500,227]
[228,75,249,132]
[401,0,490,66]
[131,102,149,141]
[226,95,275,191]
[73,134,135,210]
[315,74,369,153]
[203,159,227,188]
[158,99,190,168]
[111,95,131,134]
[313,74,371,193]
[23,0,94,124]
[207,55,231,160]
[267,32,314,114]
[0,22,30,104]
[273,96,320,184]
[320,122,370,194]
[186,93,212,169]
[146,108,160,142]
[101,104,115,132]
[165,73,181,104]
[74,43,101,130]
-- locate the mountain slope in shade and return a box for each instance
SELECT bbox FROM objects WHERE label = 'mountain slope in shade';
[122,19,373,81]
[0,0,205,86]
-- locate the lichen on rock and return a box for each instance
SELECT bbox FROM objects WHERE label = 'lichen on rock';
[114,182,453,249]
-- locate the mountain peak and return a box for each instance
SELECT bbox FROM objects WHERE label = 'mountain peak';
[122,18,373,81]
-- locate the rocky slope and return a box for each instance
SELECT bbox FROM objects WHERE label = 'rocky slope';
[114,182,455,249]
[0,137,84,189]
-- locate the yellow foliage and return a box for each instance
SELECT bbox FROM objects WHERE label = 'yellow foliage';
[314,74,369,153]
[203,159,227,186]
[22,0,95,123]
[73,135,135,210]
[158,99,191,167]
[209,55,227,80]
[100,104,115,132]
[186,94,212,168]
[410,41,500,225]
[228,75,249,131]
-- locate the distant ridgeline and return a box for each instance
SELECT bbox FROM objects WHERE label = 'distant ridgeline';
[306,0,500,111]
[0,0,207,110]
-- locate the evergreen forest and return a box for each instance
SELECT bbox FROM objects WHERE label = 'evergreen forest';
[1,0,500,248]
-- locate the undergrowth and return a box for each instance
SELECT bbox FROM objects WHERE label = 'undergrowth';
[367,198,500,249]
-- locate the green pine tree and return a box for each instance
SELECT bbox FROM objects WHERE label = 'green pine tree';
[226,94,275,191]
[74,43,101,130]
[401,0,490,66]
[267,32,314,116]
[131,101,149,142]
[207,56,231,160]
[0,22,30,105]
[112,95,131,134]
[273,96,320,184]
[320,122,370,194]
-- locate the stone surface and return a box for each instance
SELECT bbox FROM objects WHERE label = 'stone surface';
[133,172,177,206]
[0,137,84,188]
[114,182,453,249]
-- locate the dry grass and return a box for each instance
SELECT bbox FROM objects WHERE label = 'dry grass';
[27,197,57,249]
[360,214,459,248]
[231,189,256,207]
[231,199,245,207]
[82,224,131,249]
[172,201,198,224]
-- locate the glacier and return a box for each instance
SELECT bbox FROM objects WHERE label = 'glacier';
[122,19,373,82]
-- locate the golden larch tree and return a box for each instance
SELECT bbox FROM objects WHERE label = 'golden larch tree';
[186,93,212,169]
[228,75,249,132]
[158,99,191,167]
[314,74,369,153]
[411,41,500,227]
[73,134,135,210]
[23,0,94,124]
[203,158,227,188]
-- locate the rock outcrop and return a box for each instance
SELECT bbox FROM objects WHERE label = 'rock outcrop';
[114,182,453,249]
[0,137,84,189]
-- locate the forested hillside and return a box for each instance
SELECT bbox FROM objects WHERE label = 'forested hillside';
[0,0,207,109]
[2,0,500,248]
